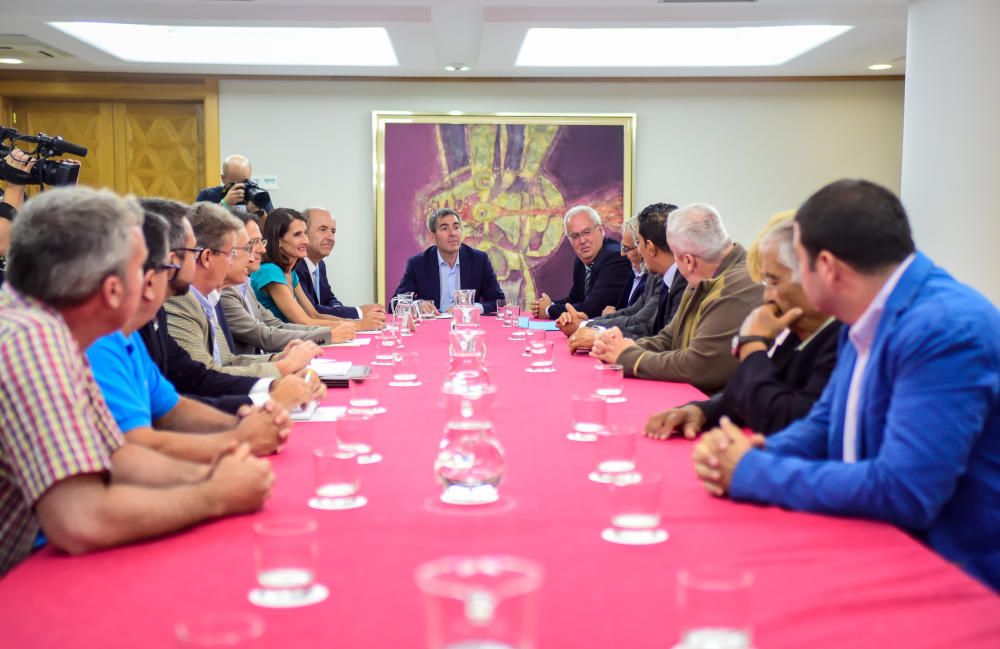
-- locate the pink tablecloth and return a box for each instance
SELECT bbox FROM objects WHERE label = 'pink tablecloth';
[1,318,997,648]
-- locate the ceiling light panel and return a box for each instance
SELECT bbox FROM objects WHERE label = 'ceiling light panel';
[48,22,398,66]
[516,25,853,67]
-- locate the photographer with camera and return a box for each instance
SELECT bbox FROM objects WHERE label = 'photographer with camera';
[196,154,273,215]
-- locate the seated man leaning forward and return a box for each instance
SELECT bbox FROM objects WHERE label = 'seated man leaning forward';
[692,179,1000,592]
[591,203,763,394]
[393,207,505,314]
[646,216,841,439]
[0,187,273,576]
[88,211,310,464]
[530,205,632,321]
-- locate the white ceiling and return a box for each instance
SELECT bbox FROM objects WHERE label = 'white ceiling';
[0,0,908,77]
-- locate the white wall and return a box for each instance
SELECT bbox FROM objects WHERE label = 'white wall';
[220,78,904,306]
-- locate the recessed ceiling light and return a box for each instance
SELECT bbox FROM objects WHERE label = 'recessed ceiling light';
[47,22,398,66]
[516,25,853,67]
[445,63,470,72]
[0,58,23,65]
[867,63,893,71]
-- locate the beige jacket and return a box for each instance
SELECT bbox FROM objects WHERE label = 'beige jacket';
[164,291,281,378]
[220,283,329,355]
[617,244,763,394]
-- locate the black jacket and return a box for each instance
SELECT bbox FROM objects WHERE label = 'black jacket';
[393,244,505,313]
[294,259,360,319]
[138,307,257,414]
[549,238,633,319]
[195,185,274,213]
[693,319,842,435]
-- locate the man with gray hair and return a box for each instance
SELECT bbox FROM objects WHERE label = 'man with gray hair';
[646,217,841,439]
[393,207,505,314]
[0,187,274,576]
[592,202,763,394]
[530,205,632,320]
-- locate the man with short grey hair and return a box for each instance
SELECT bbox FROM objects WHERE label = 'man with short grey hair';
[592,202,763,394]
[0,186,274,576]
[530,204,632,320]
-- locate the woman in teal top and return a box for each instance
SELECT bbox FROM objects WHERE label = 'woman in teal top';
[250,209,358,335]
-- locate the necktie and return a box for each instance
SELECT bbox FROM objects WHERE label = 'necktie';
[653,283,671,332]
[215,303,236,355]
[584,265,592,294]
[313,266,322,300]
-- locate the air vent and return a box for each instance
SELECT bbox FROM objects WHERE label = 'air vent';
[0,34,74,61]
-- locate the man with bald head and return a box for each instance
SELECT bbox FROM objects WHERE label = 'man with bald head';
[196,154,274,214]
[294,207,384,321]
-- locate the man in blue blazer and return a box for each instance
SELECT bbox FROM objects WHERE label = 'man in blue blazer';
[393,208,505,314]
[530,205,633,320]
[693,179,1000,591]
[295,207,385,322]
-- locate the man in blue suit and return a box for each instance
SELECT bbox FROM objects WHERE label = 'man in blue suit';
[693,179,1000,591]
[392,208,505,314]
[294,207,384,322]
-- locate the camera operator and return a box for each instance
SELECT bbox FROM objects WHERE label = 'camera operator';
[1,150,37,287]
[196,154,273,215]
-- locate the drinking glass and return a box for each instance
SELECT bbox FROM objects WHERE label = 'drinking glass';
[389,351,422,388]
[336,410,382,464]
[453,304,480,329]
[601,472,669,545]
[676,567,755,649]
[525,340,555,373]
[521,329,541,357]
[568,394,606,442]
[416,556,543,649]
[373,324,399,365]
[249,518,328,608]
[309,446,367,510]
[589,425,640,484]
[175,612,264,647]
[349,373,386,415]
[593,363,626,403]
[495,298,507,322]
[503,305,520,329]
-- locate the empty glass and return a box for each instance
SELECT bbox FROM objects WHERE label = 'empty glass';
[589,425,640,484]
[568,394,606,442]
[349,373,386,415]
[175,612,264,647]
[249,518,328,608]
[336,411,382,464]
[416,556,543,649]
[601,472,669,545]
[309,446,367,510]
[389,351,422,387]
[521,329,541,357]
[525,340,555,373]
[398,306,416,336]
[373,324,399,365]
[503,305,520,329]
[677,567,754,649]
[593,363,627,403]
[495,298,507,321]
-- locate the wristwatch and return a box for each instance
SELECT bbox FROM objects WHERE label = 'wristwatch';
[731,334,773,358]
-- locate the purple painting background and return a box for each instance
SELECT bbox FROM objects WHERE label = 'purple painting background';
[382,121,625,303]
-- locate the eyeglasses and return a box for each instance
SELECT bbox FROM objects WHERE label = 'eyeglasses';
[210,248,239,261]
[248,238,268,250]
[568,227,599,243]
[172,246,204,258]
[620,243,637,254]
[155,262,182,274]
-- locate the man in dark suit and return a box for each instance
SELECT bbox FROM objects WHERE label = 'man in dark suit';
[195,154,274,214]
[530,205,632,320]
[294,207,384,322]
[138,198,314,414]
[393,208,505,314]
[646,218,838,438]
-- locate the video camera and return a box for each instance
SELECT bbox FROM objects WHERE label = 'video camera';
[0,125,88,188]
[224,179,270,211]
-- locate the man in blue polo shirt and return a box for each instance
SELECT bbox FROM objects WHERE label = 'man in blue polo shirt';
[692,180,1000,591]
[88,212,293,463]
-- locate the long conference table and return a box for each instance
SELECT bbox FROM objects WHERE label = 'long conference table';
[1,316,998,648]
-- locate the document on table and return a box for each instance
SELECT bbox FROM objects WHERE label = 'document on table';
[355,329,382,335]
[292,404,346,422]
[309,359,353,379]
[517,316,558,331]
[322,337,372,348]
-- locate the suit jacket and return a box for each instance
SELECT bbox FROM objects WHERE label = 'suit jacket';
[548,239,633,320]
[220,283,331,355]
[393,244,505,313]
[617,245,763,394]
[294,259,360,319]
[588,270,689,340]
[694,319,842,435]
[730,252,1000,590]
[137,307,255,413]
[164,291,281,378]
[615,271,647,310]
[195,185,274,213]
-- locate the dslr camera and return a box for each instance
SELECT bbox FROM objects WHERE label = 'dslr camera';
[0,126,87,188]
[225,179,270,210]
